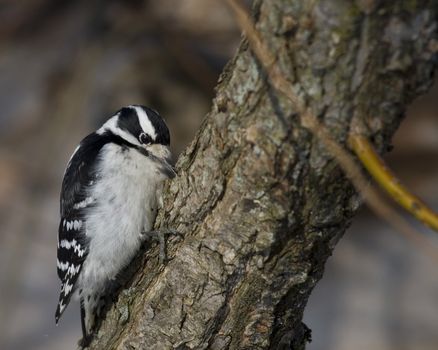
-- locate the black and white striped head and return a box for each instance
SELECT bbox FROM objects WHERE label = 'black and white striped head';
[98,105,170,152]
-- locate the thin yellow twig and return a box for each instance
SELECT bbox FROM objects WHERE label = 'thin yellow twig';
[226,0,438,262]
[350,134,438,232]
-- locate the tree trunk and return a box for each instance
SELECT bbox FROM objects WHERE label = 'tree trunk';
[88,1,438,349]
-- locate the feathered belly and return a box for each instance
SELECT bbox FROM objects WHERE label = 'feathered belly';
[75,145,164,297]
[78,179,157,295]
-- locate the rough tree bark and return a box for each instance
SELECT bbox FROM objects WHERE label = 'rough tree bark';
[88,1,438,349]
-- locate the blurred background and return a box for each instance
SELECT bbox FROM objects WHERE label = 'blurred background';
[0,1,437,349]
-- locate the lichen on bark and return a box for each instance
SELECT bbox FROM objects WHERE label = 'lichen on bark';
[87,1,438,349]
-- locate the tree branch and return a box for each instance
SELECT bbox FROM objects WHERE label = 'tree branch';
[349,133,438,231]
[88,1,438,349]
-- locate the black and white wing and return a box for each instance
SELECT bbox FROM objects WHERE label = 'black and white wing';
[55,133,106,323]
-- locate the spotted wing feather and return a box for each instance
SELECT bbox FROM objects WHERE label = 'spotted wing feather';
[55,133,108,323]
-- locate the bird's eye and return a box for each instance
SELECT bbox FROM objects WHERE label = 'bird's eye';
[139,133,152,145]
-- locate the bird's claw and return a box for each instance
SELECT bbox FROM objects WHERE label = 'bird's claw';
[140,229,181,264]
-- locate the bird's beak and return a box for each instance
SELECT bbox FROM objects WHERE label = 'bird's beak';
[147,144,176,179]
[165,164,177,179]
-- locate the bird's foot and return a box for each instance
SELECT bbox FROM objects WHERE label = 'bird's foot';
[140,229,181,264]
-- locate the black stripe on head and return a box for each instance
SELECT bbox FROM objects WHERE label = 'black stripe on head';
[136,105,170,146]
[117,107,143,141]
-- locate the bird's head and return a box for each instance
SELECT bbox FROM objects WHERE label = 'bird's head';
[99,105,172,161]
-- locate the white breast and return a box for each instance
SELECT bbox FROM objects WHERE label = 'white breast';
[77,143,168,296]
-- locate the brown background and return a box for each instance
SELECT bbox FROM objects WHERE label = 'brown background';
[0,1,437,349]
